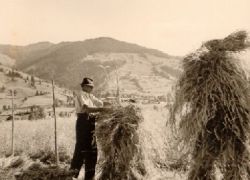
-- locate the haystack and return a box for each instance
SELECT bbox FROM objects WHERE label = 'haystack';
[170,30,250,179]
[95,105,146,180]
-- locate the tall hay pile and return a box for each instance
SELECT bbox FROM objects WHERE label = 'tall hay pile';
[170,31,250,179]
[95,105,146,180]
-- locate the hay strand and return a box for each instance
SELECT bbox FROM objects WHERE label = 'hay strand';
[95,105,146,180]
[170,30,250,179]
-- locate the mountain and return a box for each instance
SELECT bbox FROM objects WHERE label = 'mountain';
[0,37,182,96]
[0,53,16,67]
[0,42,54,68]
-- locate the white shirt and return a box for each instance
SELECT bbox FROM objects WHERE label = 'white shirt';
[74,90,103,113]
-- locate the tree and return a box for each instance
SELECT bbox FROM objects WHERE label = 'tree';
[37,106,46,119]
[13,90,17,96]
[23,97,28,102]
[31,76,35,87]
[3,105,7,111]
[59,111,67,118]
[54,98,63,107]
[0,86,5,92]
[9,69,15,81]
[28,106,46,120]
[40,91,45,95]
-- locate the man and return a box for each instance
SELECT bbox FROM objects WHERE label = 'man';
[70,77,109,180]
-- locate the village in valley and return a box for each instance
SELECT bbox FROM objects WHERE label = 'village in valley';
[0,64,172,122]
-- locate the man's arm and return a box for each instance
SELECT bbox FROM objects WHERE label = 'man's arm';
[91,95,104,107]
[82,104,111,113]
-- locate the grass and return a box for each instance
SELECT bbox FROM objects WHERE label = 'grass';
[0,117,75,158]
[139,104,188,179]
[0,104,186,180]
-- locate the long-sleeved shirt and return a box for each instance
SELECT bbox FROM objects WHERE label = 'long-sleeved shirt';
[74,90,103,114]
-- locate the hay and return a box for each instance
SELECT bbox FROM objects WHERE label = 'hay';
[170,30,250,179]
[15,163,76,180]
[0,155,76,180]
[95,105,146,180]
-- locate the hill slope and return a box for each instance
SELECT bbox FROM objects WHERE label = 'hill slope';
[0,63,73,120]
[0,38,182,95]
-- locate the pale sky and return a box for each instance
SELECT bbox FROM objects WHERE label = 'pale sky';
[0,0,250,56]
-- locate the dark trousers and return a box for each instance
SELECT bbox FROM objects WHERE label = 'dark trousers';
[71,113,97,180]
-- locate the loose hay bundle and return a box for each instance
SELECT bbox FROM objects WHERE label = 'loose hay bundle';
[15,163,76,180]
[170,30,250,179]
[0,155,75,180]
[96,105,146,180]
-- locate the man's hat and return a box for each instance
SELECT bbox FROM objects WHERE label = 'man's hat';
[81,77,94,87]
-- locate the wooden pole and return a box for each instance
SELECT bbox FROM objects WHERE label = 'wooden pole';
[52,80,59,165]
[11,89,15,156]
[114,65,120,104]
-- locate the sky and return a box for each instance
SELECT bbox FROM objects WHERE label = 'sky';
[0,0,250,56]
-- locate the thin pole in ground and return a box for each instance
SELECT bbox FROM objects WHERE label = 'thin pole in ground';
[11,89,15,156]
[52,80,59,165]
[114,64,121,105]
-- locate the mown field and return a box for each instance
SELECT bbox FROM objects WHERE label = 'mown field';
[0,104,187,180]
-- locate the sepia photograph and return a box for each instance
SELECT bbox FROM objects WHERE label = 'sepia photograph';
[0,0,250,179]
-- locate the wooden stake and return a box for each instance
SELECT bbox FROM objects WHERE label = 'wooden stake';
[114,64,121,104]
[52,80,59,165]
[11,89,15,156]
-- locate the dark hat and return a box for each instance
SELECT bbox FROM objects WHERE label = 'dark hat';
[81,77,94,87]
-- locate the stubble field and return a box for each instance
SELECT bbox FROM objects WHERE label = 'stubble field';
[0,104,186,180]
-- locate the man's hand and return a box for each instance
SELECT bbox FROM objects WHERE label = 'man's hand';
[81,104,88,112]
[100,107,113,113]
